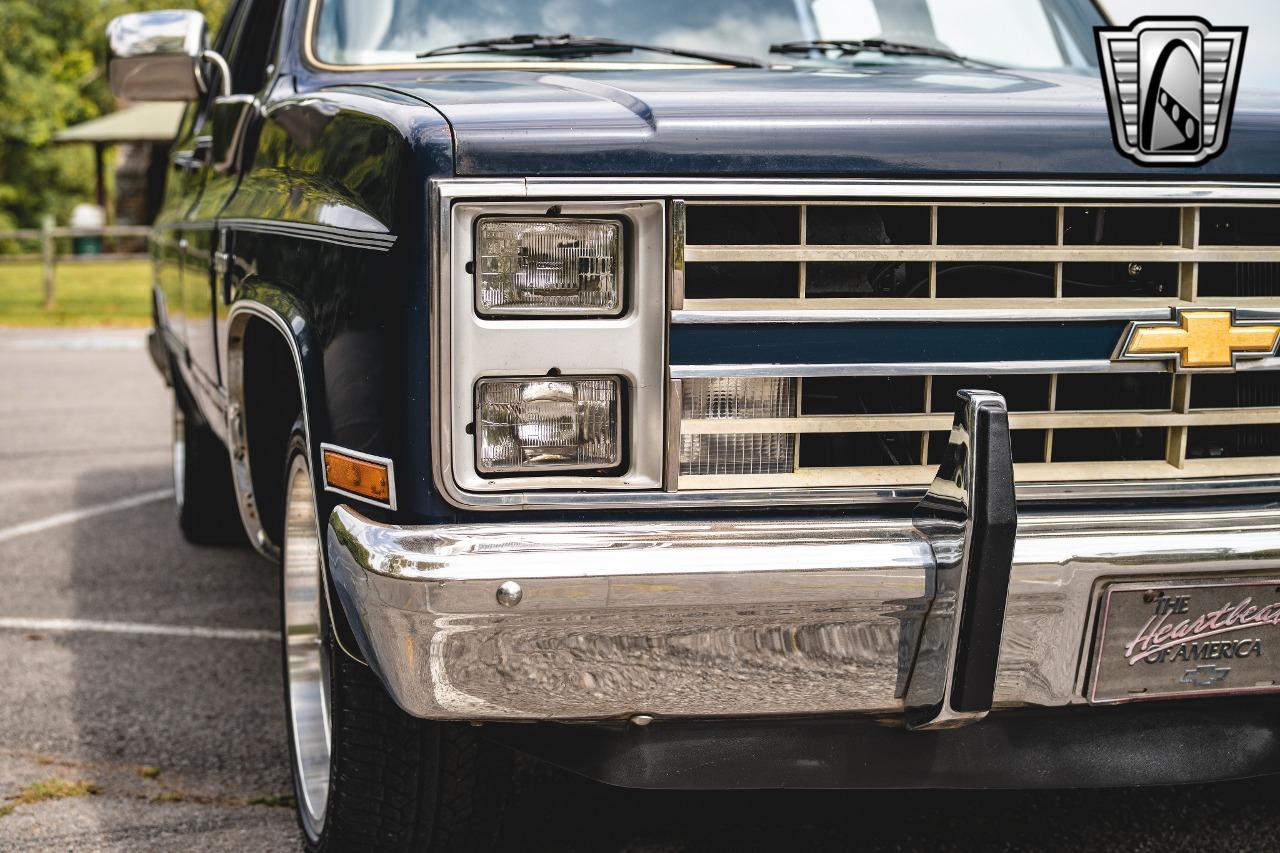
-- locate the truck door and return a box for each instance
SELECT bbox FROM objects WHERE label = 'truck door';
[176,0,284,391]
[151,107,207,372]
[175,0,251,399]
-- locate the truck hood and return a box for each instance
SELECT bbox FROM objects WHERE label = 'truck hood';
[357,65,1280,179]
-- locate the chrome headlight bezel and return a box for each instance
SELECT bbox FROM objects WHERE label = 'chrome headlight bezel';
[439,198,667,497]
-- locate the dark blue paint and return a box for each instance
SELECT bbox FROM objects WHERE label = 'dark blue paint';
[669,322,1130,365]
[300,67,1280,181]
[190,0,1280,531]
[277,0,1280,184]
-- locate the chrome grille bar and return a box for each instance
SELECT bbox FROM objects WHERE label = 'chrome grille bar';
[432,178,1280,509]
[672,198,1280,494]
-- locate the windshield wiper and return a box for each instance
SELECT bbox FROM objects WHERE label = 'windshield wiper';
[418,33,768,68]
[769,39,997,68]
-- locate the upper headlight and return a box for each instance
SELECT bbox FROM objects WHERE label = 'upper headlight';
[476,217,623,316]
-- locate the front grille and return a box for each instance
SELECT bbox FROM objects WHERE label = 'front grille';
[671,200,1280,492]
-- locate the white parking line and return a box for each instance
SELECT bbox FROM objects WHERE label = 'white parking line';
[0,617,275,642]
[5,334,147,351]
[0,489,173,544]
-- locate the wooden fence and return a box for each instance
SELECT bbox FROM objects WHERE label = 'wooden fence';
[0,216,151,308]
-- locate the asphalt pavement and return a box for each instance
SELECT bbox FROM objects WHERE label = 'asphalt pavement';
[1,326,1278,852]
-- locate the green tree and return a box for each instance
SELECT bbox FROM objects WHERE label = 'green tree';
[0,0,228,232]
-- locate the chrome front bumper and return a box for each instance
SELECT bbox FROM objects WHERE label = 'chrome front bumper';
[327,501,1280,722]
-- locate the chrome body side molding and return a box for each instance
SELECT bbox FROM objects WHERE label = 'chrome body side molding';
[219,218,397,251]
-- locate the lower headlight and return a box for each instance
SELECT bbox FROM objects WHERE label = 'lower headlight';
[476,377,622,474]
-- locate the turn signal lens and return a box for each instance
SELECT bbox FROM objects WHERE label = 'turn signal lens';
[682,377,797,420]
[680,378,797,476]
[322,448,392,504]
[476,218,622,316]
[679,434,796,476]
[476,377,622,473]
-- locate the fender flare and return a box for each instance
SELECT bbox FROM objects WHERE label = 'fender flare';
[225,287,368,665]
[225,287,323,560]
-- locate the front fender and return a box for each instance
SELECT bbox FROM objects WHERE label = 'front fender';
[226,285,369,664]
[226,283,329,557]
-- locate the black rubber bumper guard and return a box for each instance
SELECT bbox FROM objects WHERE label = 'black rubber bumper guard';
[904,389,1018,731]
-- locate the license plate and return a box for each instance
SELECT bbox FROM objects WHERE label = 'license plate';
[1089,578,1280,703]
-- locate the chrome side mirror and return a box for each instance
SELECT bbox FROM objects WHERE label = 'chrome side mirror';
[107,10,229,102]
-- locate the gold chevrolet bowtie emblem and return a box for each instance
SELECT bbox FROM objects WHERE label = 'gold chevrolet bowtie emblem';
[1116,309,1280,372]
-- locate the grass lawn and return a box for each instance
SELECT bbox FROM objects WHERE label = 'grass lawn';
[0,261,152,327]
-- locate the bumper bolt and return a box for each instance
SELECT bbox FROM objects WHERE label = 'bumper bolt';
[496,581,523,608]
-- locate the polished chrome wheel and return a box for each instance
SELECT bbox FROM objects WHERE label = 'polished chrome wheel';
[283,454,332,838]
[171,403,186,511]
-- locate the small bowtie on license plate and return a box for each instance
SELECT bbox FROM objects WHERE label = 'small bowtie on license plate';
[1089,579,1280,703]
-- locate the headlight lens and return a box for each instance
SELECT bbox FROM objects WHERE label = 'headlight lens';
[477,377,622,473]
[476,217,622,316]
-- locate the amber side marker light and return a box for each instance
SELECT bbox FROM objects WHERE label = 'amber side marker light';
[321,445,395,508]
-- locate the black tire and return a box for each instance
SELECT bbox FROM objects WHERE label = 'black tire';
[172,394,247,546]
[279,424,511,853]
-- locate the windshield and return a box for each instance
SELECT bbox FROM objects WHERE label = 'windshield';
[312,0,1104,70]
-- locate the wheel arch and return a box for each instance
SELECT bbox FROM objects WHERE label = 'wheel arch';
[226,288,323,560]
[228,285,369,666]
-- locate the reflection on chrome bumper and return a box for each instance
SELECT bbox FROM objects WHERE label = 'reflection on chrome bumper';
[326,502,1280,722]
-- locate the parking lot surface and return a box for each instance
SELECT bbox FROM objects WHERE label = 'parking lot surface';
[1,326,1277,852]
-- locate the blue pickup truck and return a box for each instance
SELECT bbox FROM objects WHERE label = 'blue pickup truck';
[108,1,1280,850]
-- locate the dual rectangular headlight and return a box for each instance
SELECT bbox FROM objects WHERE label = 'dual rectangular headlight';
[476,377,622,474]
[476,217,623,316]
[474,216,626,475]
[448,199,666,496]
